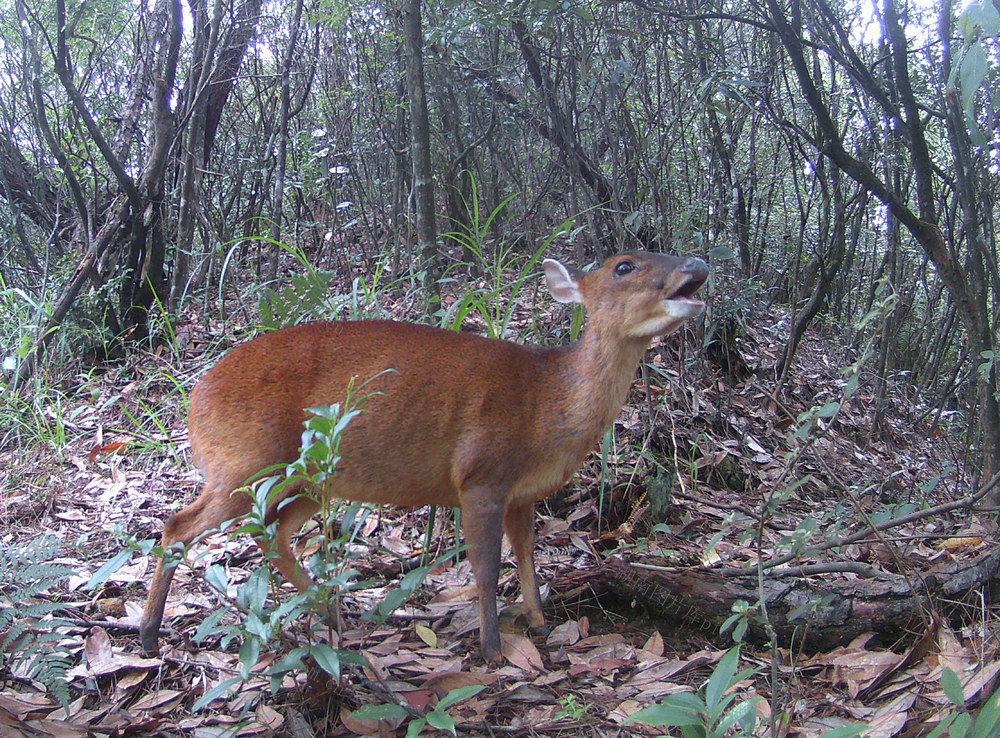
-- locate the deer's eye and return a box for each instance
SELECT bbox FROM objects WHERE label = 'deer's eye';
[614,260,636,277]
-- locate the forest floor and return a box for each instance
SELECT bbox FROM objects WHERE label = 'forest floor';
[2,262,998,736]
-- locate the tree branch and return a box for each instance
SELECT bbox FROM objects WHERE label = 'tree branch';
[53,0,142,213]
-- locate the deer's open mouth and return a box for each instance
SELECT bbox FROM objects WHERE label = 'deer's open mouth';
[672,274,706,299]
[663,271,707,317]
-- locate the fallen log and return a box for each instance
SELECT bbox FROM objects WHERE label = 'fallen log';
[555,547,1000,651]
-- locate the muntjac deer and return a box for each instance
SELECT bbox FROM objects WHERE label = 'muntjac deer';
[139,251,707,661]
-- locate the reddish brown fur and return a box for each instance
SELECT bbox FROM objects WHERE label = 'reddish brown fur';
[139,252,707,661]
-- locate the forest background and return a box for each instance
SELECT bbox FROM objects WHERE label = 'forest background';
[1,0,999,471]
[2,0,1000,734]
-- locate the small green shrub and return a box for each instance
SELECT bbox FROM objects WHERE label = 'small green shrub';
[625,646,761,738]
[349,683,487,737]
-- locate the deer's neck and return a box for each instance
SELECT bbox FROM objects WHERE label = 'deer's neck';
[554,328,651,445]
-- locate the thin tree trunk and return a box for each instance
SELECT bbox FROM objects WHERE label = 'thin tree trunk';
[402,0,440,304]
[267,0,306,282]
[776,169,850,382]
[171,0,218,311]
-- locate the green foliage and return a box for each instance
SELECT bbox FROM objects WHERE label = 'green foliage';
[720,600,754,645]
[0,535,76,713]
[188,381,378,699]
[949,0,1000,147]
[252,239,395,330]
[350,684,486,736]
[257,262,336,328]
[0,252,119,379]
[0,379,73,461]
[110,387,185,464]
[787,286,895,452]
[144,274,182,360]
[0,271,40,372]
[977,350,999,403]
[555,693,588,721]
[256,240,343,330]
[441,183,575,340]
[624,646,762,738]
[925,668,1000,738]
[688,432,705,493]
[104,374,454,711]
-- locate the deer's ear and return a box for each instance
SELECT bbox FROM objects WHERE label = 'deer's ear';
[543,259,583,304]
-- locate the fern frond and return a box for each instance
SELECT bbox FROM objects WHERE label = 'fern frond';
[11,562,75,586]
[22,641,72,710]
[7,600,68,621]
[9,580,67,604]
[0,535,76,713]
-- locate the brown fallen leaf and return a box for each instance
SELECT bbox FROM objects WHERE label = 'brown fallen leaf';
[401,689,434,711]
[67,627,160,681]
[256,704,283,731]
[938,536,982,550]
[0,693,54,721]
[501,634,545,673]
[83,627,115,674]
[545,619,582,647]
[422,670,497,698]
[9,717,88,738]
[641,630,665,657]
[130,689,184,714]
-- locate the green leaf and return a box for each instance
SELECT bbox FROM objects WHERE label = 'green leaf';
[790,420,813,443]
[959,0,1000,37]
[333,410,361,437]
[925,715,957,738]
[715,698,759,734]
[708,245,735,261]
[625,692,706,727]
[941,667,966,706]
[332,649,370,668]
[192,606,230,644]
[366,586,408,622]
[951,713,973,737]
[960,43,987,114]
[819,726,869,738]
[970,685,1000,738]
[86,549,135,590]
[309,642,342,680]
[238,638,260,679]
[350,703,410,720]
[191,676,242,711]
[404,717,428,737]
[436,684,486,710]
[425,708,457,735]
[272,592,310,622]
[400,563,433,590]
[816,402,840,418]
[204,564,229,594]
[271,646,309,675]
[243,610,269,639]
[719,613,741,636]
[704,647,740,714]
[237,566,270,611]
[845,369,860,398]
